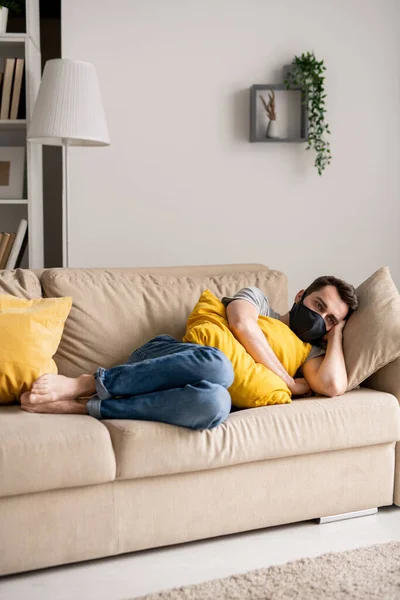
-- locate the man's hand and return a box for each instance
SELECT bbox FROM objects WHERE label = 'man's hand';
[304,318,348,397]
[325,319,346,343]
[289,377,312,397]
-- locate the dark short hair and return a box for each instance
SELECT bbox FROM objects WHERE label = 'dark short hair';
[304,276,359,318]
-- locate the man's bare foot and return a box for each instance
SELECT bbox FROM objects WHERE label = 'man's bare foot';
[29,373,96,404]
[20,392,89,414]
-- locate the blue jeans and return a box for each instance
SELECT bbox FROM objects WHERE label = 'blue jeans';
[86,335,234,430]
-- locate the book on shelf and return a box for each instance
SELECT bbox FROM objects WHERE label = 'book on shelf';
[0,232,10,268]
[0,58,15,120]
[0,57,25,120]
[0,58,4,109]
[10,58,24,120]
[14,224,28,268]
[2,232,15,268]
[6,218,28,269]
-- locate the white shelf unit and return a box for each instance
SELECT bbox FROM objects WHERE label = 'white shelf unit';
[0,1,43,269]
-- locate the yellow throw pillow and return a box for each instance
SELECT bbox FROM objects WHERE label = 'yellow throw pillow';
[0,294,72,404]
[183,290,312,408]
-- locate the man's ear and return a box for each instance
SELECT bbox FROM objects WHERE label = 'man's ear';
[294,289,305,304]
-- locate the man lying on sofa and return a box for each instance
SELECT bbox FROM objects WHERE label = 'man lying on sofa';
[20,275,359,430]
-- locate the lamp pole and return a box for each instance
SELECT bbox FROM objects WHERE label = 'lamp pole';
[62,139,70,267]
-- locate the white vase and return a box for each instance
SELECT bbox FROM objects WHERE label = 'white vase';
[0,7,9,34]
[266,120,279,139]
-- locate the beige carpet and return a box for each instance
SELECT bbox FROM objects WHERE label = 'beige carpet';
[134,541,400,600]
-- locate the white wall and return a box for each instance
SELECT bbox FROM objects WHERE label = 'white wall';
[62,0,400,300]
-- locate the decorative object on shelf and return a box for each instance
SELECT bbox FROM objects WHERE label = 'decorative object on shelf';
[27,59,110,267]
[260,90,280,139]
[0,146,24,198]
[0,1,24,33]
[250,84,307,143]
[285,51,331,175]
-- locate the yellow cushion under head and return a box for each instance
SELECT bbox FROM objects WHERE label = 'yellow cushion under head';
[183,290,312,408]
[0,294,72,403]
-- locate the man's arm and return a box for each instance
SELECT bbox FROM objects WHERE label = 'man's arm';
[302,321,347,397]
[226,299,311,396]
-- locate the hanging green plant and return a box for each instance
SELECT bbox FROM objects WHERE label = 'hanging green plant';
[284,52,331,176]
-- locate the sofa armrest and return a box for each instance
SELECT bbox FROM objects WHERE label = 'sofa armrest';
[362,357,400,404]
[363,359,400,508]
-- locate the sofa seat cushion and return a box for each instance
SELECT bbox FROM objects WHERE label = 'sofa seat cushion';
[0,407,116,497]
[102,388,400,481]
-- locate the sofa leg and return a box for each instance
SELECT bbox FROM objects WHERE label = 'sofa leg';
[317,507,378,524]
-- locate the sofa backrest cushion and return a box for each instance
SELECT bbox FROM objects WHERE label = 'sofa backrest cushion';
[40,266,287,377]
[0,268,42,298]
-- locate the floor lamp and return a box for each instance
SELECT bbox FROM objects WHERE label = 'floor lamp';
[27,59,110,267]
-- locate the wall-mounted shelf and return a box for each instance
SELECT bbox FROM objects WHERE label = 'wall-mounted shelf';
[249,84,308,143]
[254,138,306,143]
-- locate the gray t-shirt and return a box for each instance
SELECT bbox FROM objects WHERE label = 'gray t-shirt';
[221,286,325,364]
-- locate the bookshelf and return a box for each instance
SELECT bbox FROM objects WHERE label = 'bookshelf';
[0,2,43,269]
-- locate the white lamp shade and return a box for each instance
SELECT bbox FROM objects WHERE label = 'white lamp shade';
[27,59,110,146]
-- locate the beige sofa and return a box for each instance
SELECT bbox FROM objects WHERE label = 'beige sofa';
[0,264,399,576]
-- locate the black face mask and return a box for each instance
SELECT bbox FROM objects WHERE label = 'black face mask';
[289,294,327,343]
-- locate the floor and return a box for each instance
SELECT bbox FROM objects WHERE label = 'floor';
[1,506,399,600]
